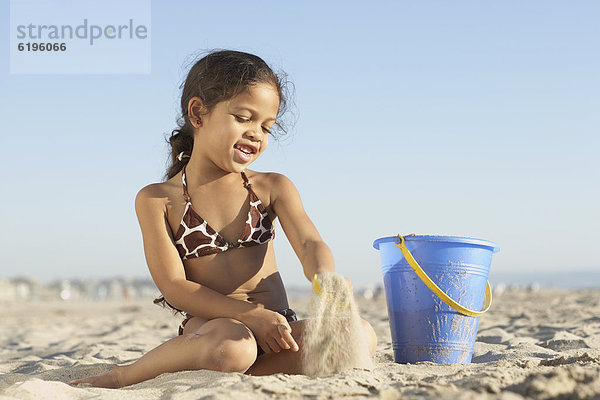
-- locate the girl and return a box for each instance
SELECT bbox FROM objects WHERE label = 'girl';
[70,49,377,388]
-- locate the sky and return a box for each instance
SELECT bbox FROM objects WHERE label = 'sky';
[1,0,598,289]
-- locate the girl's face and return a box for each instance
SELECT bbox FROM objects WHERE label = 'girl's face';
[195,83,279,173]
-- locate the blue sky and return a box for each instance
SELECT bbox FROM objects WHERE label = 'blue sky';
[1,1,598,287]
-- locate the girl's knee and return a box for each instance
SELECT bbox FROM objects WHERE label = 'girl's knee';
[212,336,257,373]
[203,318,258,373]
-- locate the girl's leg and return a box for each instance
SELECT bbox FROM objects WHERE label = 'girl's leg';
[245,318,377,376]
[69,317,258,388]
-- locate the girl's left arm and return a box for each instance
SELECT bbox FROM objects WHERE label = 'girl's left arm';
[270,173,335,281]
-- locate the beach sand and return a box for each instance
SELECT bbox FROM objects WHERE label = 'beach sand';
[1,288,599,399]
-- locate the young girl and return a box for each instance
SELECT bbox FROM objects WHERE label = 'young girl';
[70,49,377,388]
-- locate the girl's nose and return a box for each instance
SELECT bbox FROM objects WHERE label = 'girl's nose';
[245,124,264,141]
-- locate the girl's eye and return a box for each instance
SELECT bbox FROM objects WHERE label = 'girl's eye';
[235,115,273,134]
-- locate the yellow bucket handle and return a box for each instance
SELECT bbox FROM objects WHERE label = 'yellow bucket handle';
[394,235,492,317]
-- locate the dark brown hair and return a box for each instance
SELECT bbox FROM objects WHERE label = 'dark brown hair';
[163,49,294,181]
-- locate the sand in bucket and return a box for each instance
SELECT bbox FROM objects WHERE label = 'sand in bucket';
[301,272,373,377]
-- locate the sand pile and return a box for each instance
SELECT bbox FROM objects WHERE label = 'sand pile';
[301,272,373,377]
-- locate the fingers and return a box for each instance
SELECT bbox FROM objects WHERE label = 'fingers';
[277,323,299,352]
[258,340,271,354]
[247,310,300,354]
[259,323,299,354]
[265,337,281,353]
[272,327,290,351]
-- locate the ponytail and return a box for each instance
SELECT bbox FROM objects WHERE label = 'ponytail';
[163,120,194,181]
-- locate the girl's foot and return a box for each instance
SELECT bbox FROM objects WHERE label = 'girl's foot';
[68,366,122,389]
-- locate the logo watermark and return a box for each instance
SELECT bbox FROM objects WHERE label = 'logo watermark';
[16,19,148,46]
[10,0,151,74]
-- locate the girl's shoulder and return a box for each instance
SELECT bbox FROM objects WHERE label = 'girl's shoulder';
[244,170,290,185]
[243,170,298,203]
[135,177,182,213]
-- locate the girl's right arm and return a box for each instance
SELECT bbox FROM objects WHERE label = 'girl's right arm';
[134,185,298,353]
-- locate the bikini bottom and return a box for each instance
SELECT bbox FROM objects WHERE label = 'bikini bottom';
[177,308,298,357]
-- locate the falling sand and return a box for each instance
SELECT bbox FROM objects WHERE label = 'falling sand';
[301,272,373,377]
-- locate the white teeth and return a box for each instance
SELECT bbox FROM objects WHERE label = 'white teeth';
[235,144,254,154]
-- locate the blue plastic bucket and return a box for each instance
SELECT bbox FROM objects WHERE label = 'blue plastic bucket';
[373,235,499,364]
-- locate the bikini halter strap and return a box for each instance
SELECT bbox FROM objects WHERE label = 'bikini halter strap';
[241,171,252,189]
[181,163,191,202]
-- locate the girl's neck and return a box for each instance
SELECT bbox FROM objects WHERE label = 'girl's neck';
[184,151,241,188]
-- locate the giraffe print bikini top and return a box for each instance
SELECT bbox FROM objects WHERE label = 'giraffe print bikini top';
[173,152,275,260]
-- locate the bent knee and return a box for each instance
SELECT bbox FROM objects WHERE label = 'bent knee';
[360,318,378,356]
[204,318,258,373]
[212,337,257,372]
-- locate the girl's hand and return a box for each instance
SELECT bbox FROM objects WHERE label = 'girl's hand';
[239,308,299,354]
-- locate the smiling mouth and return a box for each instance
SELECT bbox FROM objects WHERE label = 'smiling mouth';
[234,144,257,155]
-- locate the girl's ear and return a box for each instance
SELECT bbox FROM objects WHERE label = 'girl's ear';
[188,97,208,127]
